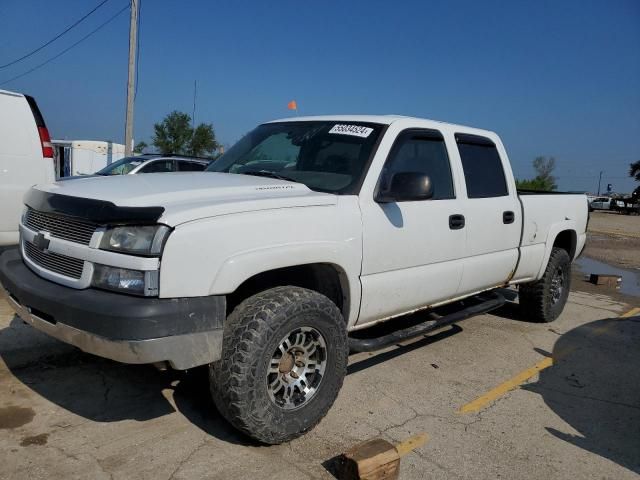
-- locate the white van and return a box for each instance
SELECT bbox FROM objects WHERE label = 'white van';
[0,89,55,246]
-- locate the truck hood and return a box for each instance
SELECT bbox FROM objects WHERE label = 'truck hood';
[34,172,337,225]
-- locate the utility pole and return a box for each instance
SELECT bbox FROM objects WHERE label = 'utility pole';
[124,0,139,156]
[192,80,197,130]
[597,170,603,195]
[190,80,197,156]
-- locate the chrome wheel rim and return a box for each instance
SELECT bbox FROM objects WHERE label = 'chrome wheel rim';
[550,266,564,304]
[266,326,327,410]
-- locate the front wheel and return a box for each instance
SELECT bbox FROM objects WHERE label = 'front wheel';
[209,286,348,444]
[518,247,571,323]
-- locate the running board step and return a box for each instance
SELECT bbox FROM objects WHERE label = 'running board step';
[348,291,506,353]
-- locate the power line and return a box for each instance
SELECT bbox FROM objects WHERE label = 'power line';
[0,0,114,69]
[0,4,129,86]
[555,175,632,179]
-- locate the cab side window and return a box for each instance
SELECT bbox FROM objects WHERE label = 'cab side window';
[456,134,508,198]
[380,129,454,200]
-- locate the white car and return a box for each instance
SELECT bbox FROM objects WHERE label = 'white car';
[0,89,55,246]
[94,154,211,175]
[0,115,588,444]
[589,197,613,211]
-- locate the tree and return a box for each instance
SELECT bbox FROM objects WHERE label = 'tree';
[532,156,557,190]
[515,177,552,190]
[134,141,148,154]
[151,110,219,157]
[189,123,218,157]
[630,160,640,182]
[516,156,557,191]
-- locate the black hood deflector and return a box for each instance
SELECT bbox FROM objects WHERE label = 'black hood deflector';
[24,189,165,225]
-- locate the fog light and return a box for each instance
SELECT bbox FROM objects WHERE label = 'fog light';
[92,264,158,296]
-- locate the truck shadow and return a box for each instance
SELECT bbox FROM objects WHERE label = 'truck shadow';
[0,316,252,446]
[0,311,462,447]
[522,314,640,474]
[481,288,528,322]
[347,325,462,375]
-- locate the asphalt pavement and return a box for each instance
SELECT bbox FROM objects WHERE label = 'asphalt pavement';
[0,288,638,479]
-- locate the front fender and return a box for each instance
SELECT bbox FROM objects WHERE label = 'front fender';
[210,241,355,293]
[158,198,363,325]
[210,242,362,327]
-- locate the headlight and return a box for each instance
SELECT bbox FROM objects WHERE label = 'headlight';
[100,225,170,255]
[92,264,159,296]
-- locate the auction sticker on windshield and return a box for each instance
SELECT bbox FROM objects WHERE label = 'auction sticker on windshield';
[329,124,373,138]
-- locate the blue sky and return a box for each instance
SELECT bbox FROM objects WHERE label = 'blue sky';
[1,0,639,193]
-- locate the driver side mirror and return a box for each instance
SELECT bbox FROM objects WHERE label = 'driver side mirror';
[375,172,434,203]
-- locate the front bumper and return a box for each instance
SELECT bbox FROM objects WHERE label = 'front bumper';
[0,248,225,370]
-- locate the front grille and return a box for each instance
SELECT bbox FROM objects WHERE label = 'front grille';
[24,208,98,245]
[23,241,84,279]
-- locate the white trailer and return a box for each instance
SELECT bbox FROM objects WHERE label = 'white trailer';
[52,140,125,178]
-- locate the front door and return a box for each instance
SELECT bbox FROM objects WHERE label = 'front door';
[358,128,466,326]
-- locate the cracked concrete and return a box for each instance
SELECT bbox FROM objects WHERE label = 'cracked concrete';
[0,287,638,479]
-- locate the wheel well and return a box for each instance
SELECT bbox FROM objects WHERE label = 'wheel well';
[553,230,577,259]
[226,264,348,319]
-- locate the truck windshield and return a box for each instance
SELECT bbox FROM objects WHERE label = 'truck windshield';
[206,121,384,194]
[97,156,145,175]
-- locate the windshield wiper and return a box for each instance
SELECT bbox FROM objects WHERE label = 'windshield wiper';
[240,170,297,183]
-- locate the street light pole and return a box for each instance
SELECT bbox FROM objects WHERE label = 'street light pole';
[124,0,139,156]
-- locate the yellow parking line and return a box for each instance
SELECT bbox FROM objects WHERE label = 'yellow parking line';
[457,306,639,414]
[590,307,637,336]
[457,357,553,414]
[620,307,640,318]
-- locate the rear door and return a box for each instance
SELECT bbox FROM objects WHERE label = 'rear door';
[453,133,521,294]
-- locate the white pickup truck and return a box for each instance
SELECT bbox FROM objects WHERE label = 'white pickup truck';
[0,115,588,444]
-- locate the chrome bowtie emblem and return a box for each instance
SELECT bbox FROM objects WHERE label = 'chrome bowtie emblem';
[33,232,50,251]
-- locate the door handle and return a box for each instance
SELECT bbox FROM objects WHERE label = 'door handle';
[449,214,465,230]
[503,211,515,224]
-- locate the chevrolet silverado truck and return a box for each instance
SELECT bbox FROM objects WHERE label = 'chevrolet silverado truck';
[0,115,588,444]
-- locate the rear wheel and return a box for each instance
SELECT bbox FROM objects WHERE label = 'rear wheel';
[209,286,348,444]
[519,247,571,323]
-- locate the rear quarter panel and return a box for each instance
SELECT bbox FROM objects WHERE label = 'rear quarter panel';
[512,193,588,283]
